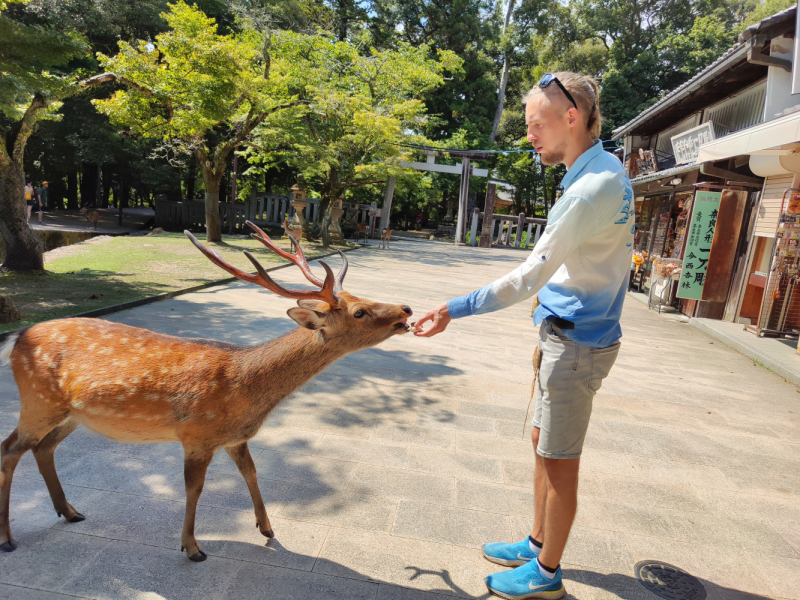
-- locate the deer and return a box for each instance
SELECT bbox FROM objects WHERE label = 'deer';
[380,228,392,249]
[353,222,369,244]
[80,206,100,230]
[0,221,413,562]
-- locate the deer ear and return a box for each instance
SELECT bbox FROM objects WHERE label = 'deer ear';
[287,307,328,330]
[296,299,330,311]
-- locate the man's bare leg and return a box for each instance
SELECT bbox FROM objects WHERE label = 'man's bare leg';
[530,427,547,543]
[537,456,580,569]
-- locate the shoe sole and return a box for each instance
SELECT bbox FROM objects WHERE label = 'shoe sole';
[482,551,532,567]
[485,583,566,600]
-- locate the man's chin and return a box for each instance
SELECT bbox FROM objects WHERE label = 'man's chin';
[540,152,564,166]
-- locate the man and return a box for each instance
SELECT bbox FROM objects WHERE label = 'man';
[36,181,48,224]
[414,72,633,599]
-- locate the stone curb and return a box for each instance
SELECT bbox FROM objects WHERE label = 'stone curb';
[0,246,356,344]
[688,317,800,388]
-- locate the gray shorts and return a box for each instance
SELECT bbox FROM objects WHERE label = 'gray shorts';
[532,320,620,459]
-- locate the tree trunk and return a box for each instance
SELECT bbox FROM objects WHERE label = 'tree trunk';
[0,160,44,271]
[66,170,78,209]
[101,164,112,208]
[80,163,98,207]
[490,0,517,142]
[203,170,222,242]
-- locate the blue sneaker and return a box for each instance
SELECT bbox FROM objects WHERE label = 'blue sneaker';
[485,560,565,599]
[482,538,539,567]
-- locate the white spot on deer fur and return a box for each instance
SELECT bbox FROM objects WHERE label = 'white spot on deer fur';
[204,413,215,420]
[146,394,159,401]
[88,343,97,351]
[130,377,140,384]
[37,393,44,400]
[72,401,85,409]
[33,347,42,358]
[43,353,50,363]
[50,362,57,369]
[57,335,67,343]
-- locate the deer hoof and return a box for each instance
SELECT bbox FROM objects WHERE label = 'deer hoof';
[188,550,207,562]
[257,523,274,538]
[67,512,85,523]
[0,539,18,552]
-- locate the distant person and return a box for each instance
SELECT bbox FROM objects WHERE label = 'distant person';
[36,181,48,224]
[24,181,34,222]
[414,72,633,600]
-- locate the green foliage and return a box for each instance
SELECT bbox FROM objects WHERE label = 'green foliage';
[249,34,463,241]
[0,13,87,123]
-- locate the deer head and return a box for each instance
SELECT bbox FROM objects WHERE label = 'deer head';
[184,222,413,348]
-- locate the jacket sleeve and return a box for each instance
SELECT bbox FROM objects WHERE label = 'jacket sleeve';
[447,195,601,319]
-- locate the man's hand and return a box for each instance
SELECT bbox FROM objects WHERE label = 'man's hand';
[413,303,451,337]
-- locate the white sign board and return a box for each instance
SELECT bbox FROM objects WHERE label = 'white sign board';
[671,122,716,165]
[793,1,800,95]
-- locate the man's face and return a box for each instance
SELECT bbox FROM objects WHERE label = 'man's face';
[43,183,48,188]
[526,93,571,166]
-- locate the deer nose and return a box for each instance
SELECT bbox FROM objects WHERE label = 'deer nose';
[401,305,412,316]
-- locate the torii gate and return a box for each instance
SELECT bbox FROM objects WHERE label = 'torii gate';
[386,150,488,243]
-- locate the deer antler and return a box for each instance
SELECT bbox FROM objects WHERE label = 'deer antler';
[184,231,339,306]
[245,221,348,293]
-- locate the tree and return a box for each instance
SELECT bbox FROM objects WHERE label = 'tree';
[0,6,87,271]
[86,1,309,241]
[250,37,462,246]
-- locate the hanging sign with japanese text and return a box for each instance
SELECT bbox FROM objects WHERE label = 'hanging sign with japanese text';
[677,191,722,300]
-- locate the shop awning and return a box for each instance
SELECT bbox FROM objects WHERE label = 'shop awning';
[630,162,700,186]
[696,111,800,162]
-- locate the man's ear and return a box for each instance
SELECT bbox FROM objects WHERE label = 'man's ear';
[287,307,328,330]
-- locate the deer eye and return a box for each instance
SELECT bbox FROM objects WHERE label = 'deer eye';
[353,309,365,318]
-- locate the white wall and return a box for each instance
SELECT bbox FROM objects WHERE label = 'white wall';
[764,35,799,120]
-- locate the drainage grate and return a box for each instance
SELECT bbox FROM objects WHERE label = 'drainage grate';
[634,561,707,600]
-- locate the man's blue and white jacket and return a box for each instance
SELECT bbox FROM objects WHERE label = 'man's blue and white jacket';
[446,140,634,348]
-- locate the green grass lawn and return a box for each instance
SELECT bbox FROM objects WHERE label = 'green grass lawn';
[0,232,351,334]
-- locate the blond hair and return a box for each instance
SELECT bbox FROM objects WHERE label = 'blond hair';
[523,72,602,139]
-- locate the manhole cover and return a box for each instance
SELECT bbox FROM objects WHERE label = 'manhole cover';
[634,561,706,600]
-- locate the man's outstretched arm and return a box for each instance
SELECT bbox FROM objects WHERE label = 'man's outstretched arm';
[414,195,600,337]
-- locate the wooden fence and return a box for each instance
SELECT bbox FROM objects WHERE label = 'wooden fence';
[468,208,547,249]
[155,193,376,233]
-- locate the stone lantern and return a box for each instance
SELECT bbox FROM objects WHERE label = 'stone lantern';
[328,198,345,243]
[282,184,307,241]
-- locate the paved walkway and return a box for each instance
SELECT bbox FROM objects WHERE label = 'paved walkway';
[1,239,799,600]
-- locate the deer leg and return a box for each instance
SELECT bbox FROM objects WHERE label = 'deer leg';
[0,428,35,552]
[32,420,83,523]
[181,450,213,562]
[224,443,273,538]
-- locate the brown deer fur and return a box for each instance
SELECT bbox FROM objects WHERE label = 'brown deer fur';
[380,228,391,249]
[80,206,100,230]
[353,222,368,244]
[0,222,412,561]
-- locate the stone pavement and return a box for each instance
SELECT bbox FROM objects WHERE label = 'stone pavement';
[1,239,799,600]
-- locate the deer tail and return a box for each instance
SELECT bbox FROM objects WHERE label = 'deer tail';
[0,333,21,366]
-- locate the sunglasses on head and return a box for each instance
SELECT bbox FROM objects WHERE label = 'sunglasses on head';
[538,74,578,110]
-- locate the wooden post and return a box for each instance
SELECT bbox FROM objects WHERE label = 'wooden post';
[479,183,497,248]
[455,158,471,245]
[515,213,525,248]
[525,222,533,249]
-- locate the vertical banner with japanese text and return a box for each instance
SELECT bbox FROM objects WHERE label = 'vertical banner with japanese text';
[677,191,722,300]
